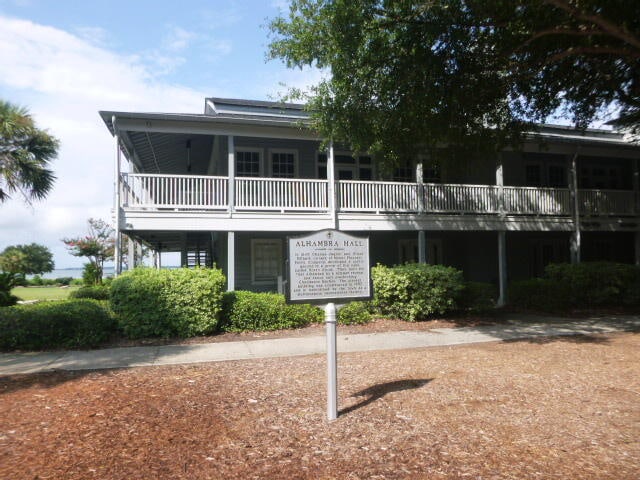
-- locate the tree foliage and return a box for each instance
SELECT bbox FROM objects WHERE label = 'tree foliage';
[0,243,54,275]
[62,218,114,285]
[0,100,58,203]
[269,1,640,164]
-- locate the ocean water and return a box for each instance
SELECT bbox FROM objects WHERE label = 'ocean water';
[34,267,116,280]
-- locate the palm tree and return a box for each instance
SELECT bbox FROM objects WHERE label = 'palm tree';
[0,100,58,203]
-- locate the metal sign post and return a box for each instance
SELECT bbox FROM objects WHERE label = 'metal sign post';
[325,302,338,420]
[286,229,371,421]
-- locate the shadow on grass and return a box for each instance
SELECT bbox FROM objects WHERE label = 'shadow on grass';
[340,378,432,416]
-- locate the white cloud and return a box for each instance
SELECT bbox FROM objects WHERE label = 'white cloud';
[163,26,195,52]
[74,25,111,48]
[0,15,210,267]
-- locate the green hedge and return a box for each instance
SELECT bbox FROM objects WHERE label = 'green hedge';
[69,285,110,300]
[458,281,497,313]
[0,299,116,351]
[110,267,226,339]
[508,278,571,312]
[337,301,372,325]
[372,263,465,321]
[508,262,640,311]
[544,262,640,307]
[222,291,323,332]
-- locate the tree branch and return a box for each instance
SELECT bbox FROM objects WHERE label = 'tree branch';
[544,46,640,65]
[544,0,640,51]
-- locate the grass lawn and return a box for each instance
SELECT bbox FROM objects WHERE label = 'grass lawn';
[11,285,80,301]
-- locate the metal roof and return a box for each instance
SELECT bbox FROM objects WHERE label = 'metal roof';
[99,98,639,174]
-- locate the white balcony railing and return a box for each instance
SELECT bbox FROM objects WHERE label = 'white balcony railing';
[339,181,418,212]
[120,173,638,217]
[121,173,228,210]
[579,189,638,216]
[235,177,328,211]
[503,186,571,215]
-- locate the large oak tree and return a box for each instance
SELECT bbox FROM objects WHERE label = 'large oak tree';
[269,1,640,165]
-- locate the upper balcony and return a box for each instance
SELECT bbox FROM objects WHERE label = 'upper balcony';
[118,173,639,233]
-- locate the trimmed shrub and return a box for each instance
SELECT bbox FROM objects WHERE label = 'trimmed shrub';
[222,291,323,332]
[338,301,372,325]
[70,285,110,300]
[0,299,116,351]
[55,277,74,286]
[458,281,497,313]
[110,267,226,339]
[508,278,571,312]
[372,263,465,321]
[544,262,640,307]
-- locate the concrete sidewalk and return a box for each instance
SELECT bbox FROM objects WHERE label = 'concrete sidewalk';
[1,315,638,375]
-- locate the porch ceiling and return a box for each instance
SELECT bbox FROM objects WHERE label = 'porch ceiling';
[127,132,214,174]
[127,231,213,252]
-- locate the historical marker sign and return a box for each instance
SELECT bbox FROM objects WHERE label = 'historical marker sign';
[287,229,371,421]
[287,229,371,303]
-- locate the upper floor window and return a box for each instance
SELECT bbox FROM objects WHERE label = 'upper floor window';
[271,150,297,178]
[317,152,373,180]
[236,149,261,177]
[525,165,542,187]
[525,162,566,188]
[580,166,620,189]
[548,165,566,188]
[393,161,414,182]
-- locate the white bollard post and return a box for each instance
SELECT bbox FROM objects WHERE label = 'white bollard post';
[325,302,338,420]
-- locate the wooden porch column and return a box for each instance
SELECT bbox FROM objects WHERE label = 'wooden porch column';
[496,154,507,306]
[127,235,135,270]
[112,116,122,276]
[136,241,142,266]
[228,135,235,214]
[569,151,581,263]
[327,141,338,229]
[418,230,427,264]
[497,231,507,307]
[416,161,425,213]
[635,231,640,266]
[227,231,235,291]
[496,155,504,215]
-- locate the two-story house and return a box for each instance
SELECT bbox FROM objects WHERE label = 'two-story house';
[100,97,640,305]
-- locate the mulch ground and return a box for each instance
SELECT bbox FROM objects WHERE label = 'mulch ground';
[1,332,638,479]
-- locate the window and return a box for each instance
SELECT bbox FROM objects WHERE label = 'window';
[423,164,441,183]
[271,150,296,178]
[317,152,374,180]
[251,239,282,284]
[548,165,567,188]
[580,165,621,189]
[236,150,261,177]
[398,239,443,264]
[393,161,414,182]
[525,164,542,186]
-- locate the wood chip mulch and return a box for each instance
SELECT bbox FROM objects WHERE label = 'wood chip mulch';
[1,332,638,479]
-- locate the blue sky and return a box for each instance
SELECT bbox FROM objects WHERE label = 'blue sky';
[0,0,319,268]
